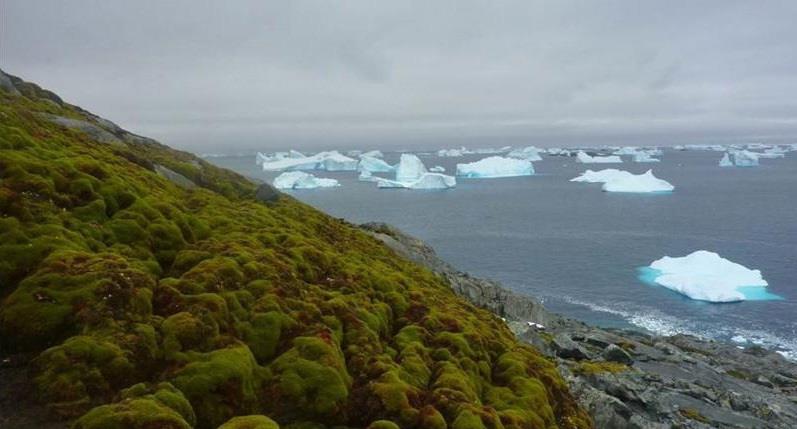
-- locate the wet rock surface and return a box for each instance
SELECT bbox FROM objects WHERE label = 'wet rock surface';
[363,223,797,428]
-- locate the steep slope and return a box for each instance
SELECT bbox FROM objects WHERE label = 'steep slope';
[0,71,590,429]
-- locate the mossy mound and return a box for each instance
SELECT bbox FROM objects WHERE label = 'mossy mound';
[0,73,591,429]
[218,415,280,429]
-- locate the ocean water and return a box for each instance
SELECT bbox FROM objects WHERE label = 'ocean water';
[210,150,797,358]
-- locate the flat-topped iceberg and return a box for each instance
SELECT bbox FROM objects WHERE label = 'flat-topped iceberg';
[358,155,395,173]
[718,150,760,167]
[377,173,456,189]
[273,171,340,189]
[575,151,622,164]
[261,150,358,171]
[641,250,778,302]
[456,156,534,178]
[506,146,543,161]
[360,150,384,159]
[571,169,674,193]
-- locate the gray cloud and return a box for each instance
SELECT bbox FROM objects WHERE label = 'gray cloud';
[3,0,797,152]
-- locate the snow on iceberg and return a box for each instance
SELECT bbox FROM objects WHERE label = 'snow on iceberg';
[575,151,622,164]
[571,169,673,193]
[455,156,534,178]
[273,171,340,190]
[395,154,428,182]
[358,156,395,173]
[640,250,778,302]
[506,146,543,161]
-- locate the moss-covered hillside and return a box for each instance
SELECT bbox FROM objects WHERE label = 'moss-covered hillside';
[0,71,590,429]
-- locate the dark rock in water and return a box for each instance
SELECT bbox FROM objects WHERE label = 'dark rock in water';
[255,183,280,203]
[603,344,634,364]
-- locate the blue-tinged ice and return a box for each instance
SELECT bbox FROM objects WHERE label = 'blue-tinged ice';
[456,156,534,178]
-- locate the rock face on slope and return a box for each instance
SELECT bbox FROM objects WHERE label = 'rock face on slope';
[361,223,797,429]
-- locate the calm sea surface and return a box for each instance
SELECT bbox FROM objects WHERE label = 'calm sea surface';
[210,150,797,358]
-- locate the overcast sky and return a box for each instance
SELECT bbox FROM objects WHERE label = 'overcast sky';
[3,1,797,152]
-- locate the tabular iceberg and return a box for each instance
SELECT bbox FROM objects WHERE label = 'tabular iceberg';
[456,156,534,178]
[261,150,358,171]
[571,169,674,193]
[506,146,543,161]
[273,171,340,189]
[576,151,623,164]
[360,150,384,159]
[642,250,776,303]
[377,173,456,189]
[358,155,395,173]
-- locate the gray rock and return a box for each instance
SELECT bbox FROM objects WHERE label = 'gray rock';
[255,183,281,203]
[0,69,20,95]
[552,334,591,360]
[604,344,634,364]
[40,113,122,145]
[154,164,197,190]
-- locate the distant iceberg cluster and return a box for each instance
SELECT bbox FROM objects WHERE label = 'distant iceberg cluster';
[571,169,674,193]
[273,171,340,190]
[456,156,534,178]
[258,150,359,172]
[640,250,779,303]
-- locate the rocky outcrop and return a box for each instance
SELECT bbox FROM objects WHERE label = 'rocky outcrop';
[363,223,797,428]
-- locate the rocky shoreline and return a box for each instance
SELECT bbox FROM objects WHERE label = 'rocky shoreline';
[361,223,797,428]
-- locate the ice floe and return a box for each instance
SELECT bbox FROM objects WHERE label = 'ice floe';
[641,250,777,303]
[456,156,534,178]
[506,146,543,161]
[273,171,340,189]
[429,165,446,173]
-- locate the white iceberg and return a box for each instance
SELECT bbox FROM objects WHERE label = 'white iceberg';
[358,156,395,173]
[437,147,467,157]
[729,150,760,167]
[506,146,543,161]
[395,154,428,182]
[377,173,456,190]
[612,146,641,156]
[261,150,357,172]
[360,150,384,159]
[644,250,771,302]
[633,152,660,163]
[719,153,733,167]
[456,156,534,178]
[273,171,340,190]
[571,169,673,193]
[576,151,622,164]
[358,170,380,182]
[429,165,446,172]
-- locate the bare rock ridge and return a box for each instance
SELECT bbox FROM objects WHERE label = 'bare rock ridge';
[361,223,797,428]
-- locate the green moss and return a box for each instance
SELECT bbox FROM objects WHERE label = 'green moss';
[0,79,591,429]
[679,407,709,423]
[573,361,629,376]
[366,420,400,429]
[72,383,194,429]
[218,415,280,429]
